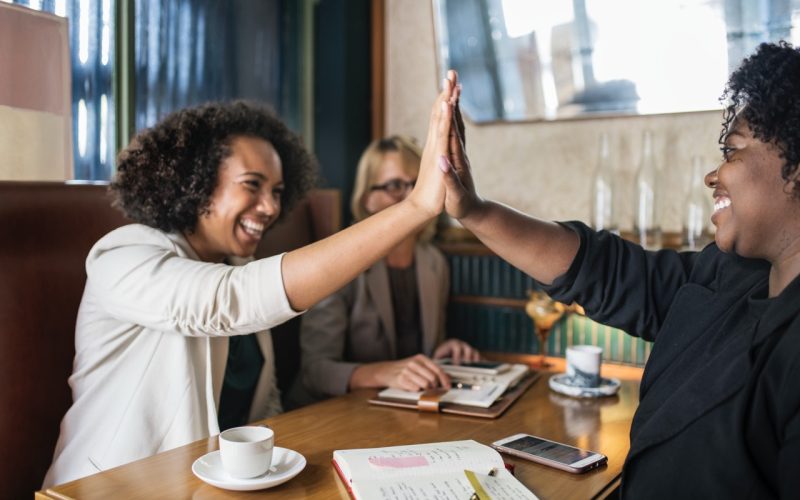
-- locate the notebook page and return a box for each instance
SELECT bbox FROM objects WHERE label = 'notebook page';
[353,469,538,500]
[333,440,504,483]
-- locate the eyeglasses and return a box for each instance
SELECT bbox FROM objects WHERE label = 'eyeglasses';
[369,178,416,196]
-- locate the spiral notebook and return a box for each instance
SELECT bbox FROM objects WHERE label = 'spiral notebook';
[332,440,538,500]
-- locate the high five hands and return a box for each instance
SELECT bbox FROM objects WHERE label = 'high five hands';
[408,69,481,224]
[441,70,481,221]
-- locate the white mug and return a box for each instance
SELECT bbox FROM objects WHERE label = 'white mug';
[566,345,603,388]
[219,426,274,479]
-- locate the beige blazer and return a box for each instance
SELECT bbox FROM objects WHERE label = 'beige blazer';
[43,224,299,487]
[289,242,449,406]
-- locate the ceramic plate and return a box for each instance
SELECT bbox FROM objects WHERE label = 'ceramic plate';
[548,373,621,398]
[192,446,306,491]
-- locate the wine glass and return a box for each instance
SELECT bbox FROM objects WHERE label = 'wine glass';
[525,290,567,368]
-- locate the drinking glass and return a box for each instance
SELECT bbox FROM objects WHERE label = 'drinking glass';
[525,291,567,368]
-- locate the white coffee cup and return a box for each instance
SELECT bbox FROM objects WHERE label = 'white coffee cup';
[566,345,603,388]
[219,426,274,479]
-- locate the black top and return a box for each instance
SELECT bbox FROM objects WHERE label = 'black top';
[542,221,800,499]
[217,334,264,431]
[388,263,422,359]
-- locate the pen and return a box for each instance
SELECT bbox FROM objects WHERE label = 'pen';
[451,381,481,390]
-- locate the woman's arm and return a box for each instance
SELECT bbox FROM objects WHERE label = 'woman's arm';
[442,78,579,285]
[299,282,452,393]
[442,72,694,338]
[349,355,450,392]
[87,226,299,336]
[300,303,453,393]
[454,201,580,286]
[298,287,362,397]
[281,81,456,311]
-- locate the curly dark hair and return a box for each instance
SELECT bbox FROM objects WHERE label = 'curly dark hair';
[111,100,318,232]
[720,41,800,195]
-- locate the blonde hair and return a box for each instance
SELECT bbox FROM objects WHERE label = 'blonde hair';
[350,135,436,241]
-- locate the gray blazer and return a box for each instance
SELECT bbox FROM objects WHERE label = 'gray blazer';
[288,242,449,406]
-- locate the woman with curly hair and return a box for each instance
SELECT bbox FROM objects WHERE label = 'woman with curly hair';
[288,136,479,408]
[44,85,458,487]
[441,43,800,497]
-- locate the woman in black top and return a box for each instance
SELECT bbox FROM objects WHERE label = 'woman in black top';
[440,42,800,498]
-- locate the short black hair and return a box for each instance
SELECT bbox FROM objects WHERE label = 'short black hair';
[111,100,318,232]
[720,41,800,194]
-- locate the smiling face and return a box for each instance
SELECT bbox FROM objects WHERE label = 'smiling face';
[185,135,284,262]
[705,118,800,260]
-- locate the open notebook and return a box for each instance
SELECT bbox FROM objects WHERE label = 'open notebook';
[332,440,538,500]
[369,364,539,418]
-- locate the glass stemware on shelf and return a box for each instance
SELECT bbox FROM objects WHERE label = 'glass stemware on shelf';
[525,290,585,368]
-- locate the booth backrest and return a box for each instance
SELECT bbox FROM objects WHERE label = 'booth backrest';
[0,182,128,499]
[254,188,341,401]
[0,181,339,498]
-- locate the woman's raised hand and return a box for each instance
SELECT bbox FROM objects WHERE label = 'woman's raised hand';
[280,77,458,312]
[442,71,482,220]
[406,73,457,219]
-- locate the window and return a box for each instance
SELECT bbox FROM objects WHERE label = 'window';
[8,0,115,180]
[7,0,301,180]
[433,0,800,122]
[134,0,289,130]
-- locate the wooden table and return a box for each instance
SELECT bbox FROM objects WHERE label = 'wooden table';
[37,360,641,499]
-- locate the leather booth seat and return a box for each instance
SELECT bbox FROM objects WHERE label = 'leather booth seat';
[0,181,339,498]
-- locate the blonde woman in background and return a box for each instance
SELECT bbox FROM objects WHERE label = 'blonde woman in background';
[287,135,479,407]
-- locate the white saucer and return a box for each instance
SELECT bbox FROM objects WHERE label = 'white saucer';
[192,446,306,491]
[549,373,621,398]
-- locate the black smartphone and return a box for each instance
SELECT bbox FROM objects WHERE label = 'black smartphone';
[492,433,607,473]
